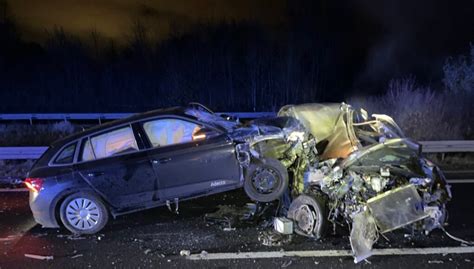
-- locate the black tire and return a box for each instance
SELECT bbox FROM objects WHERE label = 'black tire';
[59,192,109,235]
[244,158,289,202]
[287,194,328,239]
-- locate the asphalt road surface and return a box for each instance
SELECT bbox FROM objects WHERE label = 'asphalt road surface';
[1,177,473,268]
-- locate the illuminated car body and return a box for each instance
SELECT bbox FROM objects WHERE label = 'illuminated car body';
[27,105,294,233]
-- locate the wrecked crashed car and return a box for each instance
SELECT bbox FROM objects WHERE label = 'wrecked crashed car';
[271,103,452,263]
[26,103,303,234]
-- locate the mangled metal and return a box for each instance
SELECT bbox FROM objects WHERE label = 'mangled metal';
[254,103,452,263]
[186,102,452,263]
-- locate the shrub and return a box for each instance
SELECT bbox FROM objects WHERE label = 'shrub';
[443,44,474,94]
[350,78,466,141]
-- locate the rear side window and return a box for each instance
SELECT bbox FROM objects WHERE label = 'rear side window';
[54,143,76,164]
[143,118,201,148]
[80,126,139,161]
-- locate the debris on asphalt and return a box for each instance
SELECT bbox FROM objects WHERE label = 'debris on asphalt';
[204,204,257,229]
[144,249,152,255]
[71,254,83,259]
[24,253,54,260]
[179,250,190,256]
[223,227,236,231]
[281,260,292,268]
[0,235,18,242]
[56,234,85,240]
[258,230,292,247]
[428,260,444,264]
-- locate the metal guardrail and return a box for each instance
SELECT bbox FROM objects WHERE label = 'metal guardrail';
[420,140,474,153]
[0,141,472,160]
[0,112,275,124]
[0,147,49,159]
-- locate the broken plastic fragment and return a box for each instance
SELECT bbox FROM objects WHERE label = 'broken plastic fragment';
[349,210,378,263]
[273,217,293,235]
[24,254,54,260]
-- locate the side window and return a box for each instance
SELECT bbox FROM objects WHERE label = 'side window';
[81,126,139,161]
[143,118,202,148]
[54,143,76,164]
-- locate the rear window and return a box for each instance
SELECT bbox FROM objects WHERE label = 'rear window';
[53,143,76,164]
[80,126,139,161]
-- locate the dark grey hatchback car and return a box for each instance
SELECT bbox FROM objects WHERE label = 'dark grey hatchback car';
[26,105,292,234]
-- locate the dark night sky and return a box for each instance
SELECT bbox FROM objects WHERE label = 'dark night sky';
[10,0,286,42]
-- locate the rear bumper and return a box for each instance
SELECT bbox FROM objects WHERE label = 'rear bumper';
[29,190,60,228]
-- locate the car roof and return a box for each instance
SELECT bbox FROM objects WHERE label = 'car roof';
[50,106,188,148]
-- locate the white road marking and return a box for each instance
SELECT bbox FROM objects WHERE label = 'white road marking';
[187,246,474,260]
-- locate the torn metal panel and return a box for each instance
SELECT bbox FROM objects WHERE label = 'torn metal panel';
[350,210,378,263]
[367,184,428,233]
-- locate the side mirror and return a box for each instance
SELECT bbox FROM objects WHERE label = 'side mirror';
[192,127,219,141]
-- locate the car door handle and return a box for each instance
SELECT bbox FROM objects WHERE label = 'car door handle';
[87,172,104,177]
[151,158,171,164]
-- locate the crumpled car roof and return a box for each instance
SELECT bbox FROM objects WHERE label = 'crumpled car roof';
[278,103,357,160]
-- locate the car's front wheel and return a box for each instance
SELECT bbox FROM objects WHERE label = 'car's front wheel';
[244,158,289,202]
[59,192,109,234]
[287,194,328,239]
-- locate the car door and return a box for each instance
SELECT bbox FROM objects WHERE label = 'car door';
[74,124,160,209]
[140,117,241,200]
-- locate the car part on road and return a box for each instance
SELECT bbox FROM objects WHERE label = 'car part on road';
[59,192,109,235]
[273,217,293,235]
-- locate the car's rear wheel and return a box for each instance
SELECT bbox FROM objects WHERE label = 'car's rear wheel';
[244,158,289,202]
[59,192,108,234]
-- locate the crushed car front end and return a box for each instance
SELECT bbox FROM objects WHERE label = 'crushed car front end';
[274,103,452,262]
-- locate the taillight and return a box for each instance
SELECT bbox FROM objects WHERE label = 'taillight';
[24,178,43,193]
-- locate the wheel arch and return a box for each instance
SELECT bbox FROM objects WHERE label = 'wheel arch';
[52,187,111,227]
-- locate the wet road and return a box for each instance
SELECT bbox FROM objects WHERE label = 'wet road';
[0,182,473,268]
